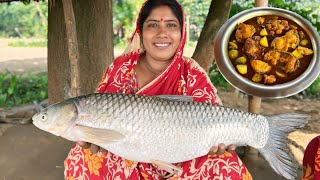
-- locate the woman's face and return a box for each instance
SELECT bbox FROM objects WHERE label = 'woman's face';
[142,5,182,62]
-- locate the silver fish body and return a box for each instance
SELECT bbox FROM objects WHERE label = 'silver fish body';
[32,93,308,180]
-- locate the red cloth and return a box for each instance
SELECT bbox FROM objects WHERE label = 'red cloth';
[302,135,320,180]
[96,52,221,104]
[64,0,251,179]
[96,1,220,104]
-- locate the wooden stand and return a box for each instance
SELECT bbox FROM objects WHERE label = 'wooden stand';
[245,96,261,158]
[244,0,268,158]
[62,0,80,97]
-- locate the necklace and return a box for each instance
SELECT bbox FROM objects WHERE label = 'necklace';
[143,57,159,77]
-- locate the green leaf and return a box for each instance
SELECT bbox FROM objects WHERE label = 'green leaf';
[0,94,7,105]
[0,72,48,108]
[40,91,46,99]
[7,87,14,95]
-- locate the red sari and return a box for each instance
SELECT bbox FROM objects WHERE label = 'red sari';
[302,135,320,180]
[64,0,251,179]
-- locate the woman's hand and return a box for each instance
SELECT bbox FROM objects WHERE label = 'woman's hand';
[77,141,106,153]
[208,143,236,156]
[77,141,235,155]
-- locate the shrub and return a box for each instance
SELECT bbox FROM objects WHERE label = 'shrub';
[0,72,48,109]
[208,61,230,91]
[8,40,47,47]
[303,76,320,98]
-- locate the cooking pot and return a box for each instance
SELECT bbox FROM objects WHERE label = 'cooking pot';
[214,7,320,98]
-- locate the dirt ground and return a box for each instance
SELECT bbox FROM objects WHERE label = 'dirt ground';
[0,42,319,179]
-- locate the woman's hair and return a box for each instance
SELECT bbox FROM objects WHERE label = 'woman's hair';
[138,0,183,33]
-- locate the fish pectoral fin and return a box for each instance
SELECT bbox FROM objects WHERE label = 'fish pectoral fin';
[155,95,193,102]
[76,125,125,144]
[151,159,181,175]
[78,113,92,120]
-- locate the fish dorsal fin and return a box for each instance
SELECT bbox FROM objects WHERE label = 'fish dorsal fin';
[155,95,193,102]
[76,125,125,145]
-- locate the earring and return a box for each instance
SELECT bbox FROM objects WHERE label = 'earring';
[140,41,145,52]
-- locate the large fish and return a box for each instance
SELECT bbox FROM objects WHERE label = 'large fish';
[32,93,308,179]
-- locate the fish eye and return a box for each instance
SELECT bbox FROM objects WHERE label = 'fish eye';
[41,114,47,121]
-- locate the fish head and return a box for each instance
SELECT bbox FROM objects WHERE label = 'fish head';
[32,99,78,136]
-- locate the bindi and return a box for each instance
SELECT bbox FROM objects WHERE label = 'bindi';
[160,18,163,22]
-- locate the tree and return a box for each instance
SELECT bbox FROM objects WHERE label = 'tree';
[47,0,113,104]
[192,0,233,72]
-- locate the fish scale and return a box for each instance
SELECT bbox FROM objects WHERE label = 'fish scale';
[33,93,309,179]
[73,94,269,162]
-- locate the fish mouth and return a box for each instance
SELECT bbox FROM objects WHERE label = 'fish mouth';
[31,113,39,123]
[32,119,43,131]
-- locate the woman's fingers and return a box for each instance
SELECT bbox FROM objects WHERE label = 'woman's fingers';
[216,143,226,155]
[77,141,90,149]
[208,143,236,156]
[227,144,236,153]
[76,141,105,154]
[90,144,100,153]
[208,144,226,155]
[208,146,218,156]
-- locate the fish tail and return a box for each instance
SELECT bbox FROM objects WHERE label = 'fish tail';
[258,113,309,180]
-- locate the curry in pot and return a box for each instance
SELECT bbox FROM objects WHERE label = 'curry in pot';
[227,15,314,85]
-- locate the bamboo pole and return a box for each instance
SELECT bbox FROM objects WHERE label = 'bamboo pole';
[245,0,269,157]
[255,0,268,7]
[34,1,47,27]
[62,0,80,97]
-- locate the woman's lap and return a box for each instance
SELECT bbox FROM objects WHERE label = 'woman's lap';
[64,145,252,180]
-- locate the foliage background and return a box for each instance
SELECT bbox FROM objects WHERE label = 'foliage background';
[0,0,319,43]
[0,72,47,108]
[0,2,47,37]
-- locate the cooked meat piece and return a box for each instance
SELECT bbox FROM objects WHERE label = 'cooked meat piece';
[271,29,299,51]
[285,29,299,49]
[257,17,265,24]
[264,50,299,73]
[283,53,299,73]
[296,46,314,56]
[250,60,271,74]
[271,36,287,51]
[244,36,264,60]
[264,50,281,65]
[235,23,256,43]
[266,20,290,35]
[264,75,276,84]
[299,31,305,39]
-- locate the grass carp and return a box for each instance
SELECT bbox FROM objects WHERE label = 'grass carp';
[32,93,309,179]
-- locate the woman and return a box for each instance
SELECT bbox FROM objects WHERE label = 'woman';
[64,0,252,179]
[301,135,320,180]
